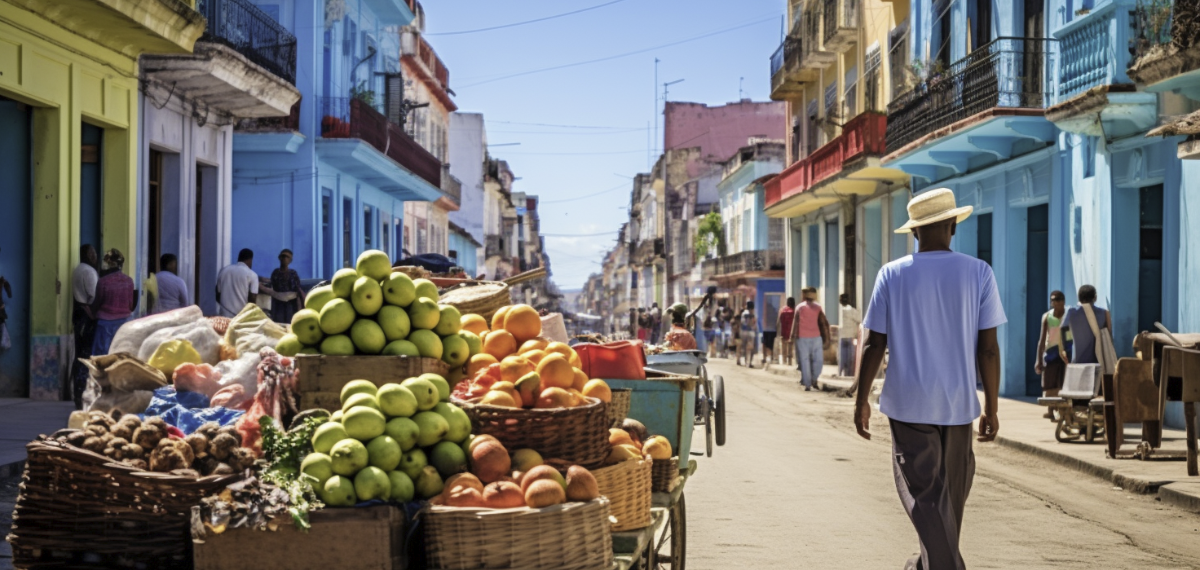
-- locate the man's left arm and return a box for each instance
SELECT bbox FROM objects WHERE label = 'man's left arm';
[977,327,1001,442]
[817,310,830,346]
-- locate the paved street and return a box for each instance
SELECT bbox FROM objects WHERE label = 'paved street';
[684,359,1200,570]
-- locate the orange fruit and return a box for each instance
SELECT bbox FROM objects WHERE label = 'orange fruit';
[568,350,582,369]
[499,355,536,384]
[544,342,573,360]
[523,350,547,365]
[483,330,518,359]
[582,379,611,403]
[481,390,518,408]
[518,339,549,354]
[571,368,588,391]
[609,428,634,447]
[568,389,586,406]
[461,314,489,335]
[490,381,524,408]
[503,305,542,344]
[535,387,574,409]
[536,354,575,390]
[468,354,499,377]
[491,306,511,331]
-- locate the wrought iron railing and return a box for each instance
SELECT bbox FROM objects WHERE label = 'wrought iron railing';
[766,112,886,209]
[823,0,857,44]
[1130,0,1176,60]
[770,37,803,82]
[885,37,1056,153]
[701,250,786,279]
[770,41,786,78]
[319,96,442,187]
[196,0,297,83]
[235,100,300,132]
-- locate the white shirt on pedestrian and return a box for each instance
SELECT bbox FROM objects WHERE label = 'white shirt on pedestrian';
[839,304,861,340]
[215,262,259,317]
[863,251,1007,426]
[72,263,98,305]
[153,270,190,314]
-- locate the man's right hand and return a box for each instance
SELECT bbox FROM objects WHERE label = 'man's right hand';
[854,400,871,440]
[1034,363,1044,375]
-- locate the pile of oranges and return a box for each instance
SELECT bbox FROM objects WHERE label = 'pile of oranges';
[458,304,611,409]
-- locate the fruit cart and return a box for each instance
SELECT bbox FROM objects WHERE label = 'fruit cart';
[644,350,726,457]
[612,459,697,570]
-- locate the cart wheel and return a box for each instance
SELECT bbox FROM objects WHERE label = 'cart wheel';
[653,493,686,570]
[1054,420,1078,443]
[713,375,726,447]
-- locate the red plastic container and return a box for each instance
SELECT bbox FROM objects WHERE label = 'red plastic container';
[575,340,647,380]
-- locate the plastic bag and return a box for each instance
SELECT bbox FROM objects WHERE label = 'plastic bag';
[147,339,203,378]
[225,304,286,357]
[109,306,205,357]
[80,352,168,414]
[142,386,244,435]
[173,362,223,397]
[137,319,222,366]
[210,384,252,410]
[214,352,262,397]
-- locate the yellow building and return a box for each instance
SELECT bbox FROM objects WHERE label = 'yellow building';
[0,0,204,398]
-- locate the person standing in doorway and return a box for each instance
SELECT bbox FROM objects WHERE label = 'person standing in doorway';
[1035,290,1071,419]
[793,288,830,391]
[71,244,99,408]
[854,188,1005,570]
[270,249,305,323]
[649,302,663,343]
[1060,284,1110,365]
[776,297,796,368]
[91,249,137,356]
[152,254,190,314]
[216,249,262,318]
[838,293,861,377]
[737,301,758,367]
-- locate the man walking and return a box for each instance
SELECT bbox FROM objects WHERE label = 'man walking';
[776,297,796,368]
[216,249,261,318]
[854,188,1005,570]
[838,293,861,377]
[792,287,829,391]
[71,244,99,408]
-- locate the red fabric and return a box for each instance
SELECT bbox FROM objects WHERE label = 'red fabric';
[778,307,795,340]
[576,341,646,380]
[95,271,135,321]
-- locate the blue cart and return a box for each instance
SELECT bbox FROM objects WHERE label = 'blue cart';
[644,350,727,457]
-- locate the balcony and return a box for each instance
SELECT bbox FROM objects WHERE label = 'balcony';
[485,235,503,258]
[822,0,858,52]
[1128,0,1200,99]
[401,30,456,111]
[765,112,903,218]
[701,250,786,281]
[801,3,837,69]
[1046,1,1156,137]
[6,0,205,57]
[770,36,817,100]
[439,169,462,208]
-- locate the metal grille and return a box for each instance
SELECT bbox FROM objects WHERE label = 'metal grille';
[197,0,297,83]
[824,82,838,122]
[864,44,882,111]
[885,37,1056,153]
[888,20,909,101]
[823,0,857,43]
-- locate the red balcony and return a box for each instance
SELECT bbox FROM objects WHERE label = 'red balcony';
[320,97,441,187]
[765,112,886,210]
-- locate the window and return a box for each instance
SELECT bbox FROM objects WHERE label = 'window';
[843,66,858,120]
[977,213,993,266]
[864,45,882,111]
[342,198,353,267]
[974,0,993,49]
[363,205,373,249]
[322,191,334,278]
[934,0,952,68]
[382,218,390,258]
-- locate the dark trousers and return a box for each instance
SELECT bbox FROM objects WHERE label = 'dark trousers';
[890,419,975,570]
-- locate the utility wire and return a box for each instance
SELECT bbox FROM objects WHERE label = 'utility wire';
[457,15,777,89]
[542,230,621,237]
[426,0,629,36]
[488,120,645,130]
[540,182,628,204]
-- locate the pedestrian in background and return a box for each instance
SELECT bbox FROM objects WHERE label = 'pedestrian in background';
[91,249,137,356]
[269,249,304,323]
[152,254,189,314]
[777,297,796,369]
[703,315,716,358]
[793,288,829,391]
[854,188,1005,570]
[838,293,861,377]
[71,244,99,408]
[1035,290,1071,419]
[1060,284,1110,365]
[636,308,648,342]
[761,302,777,367]
[649,302,663,344]
[737,301,758,367]
[216,249,261,318]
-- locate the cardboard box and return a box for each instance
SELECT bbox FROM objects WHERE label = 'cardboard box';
[296,354,450,411]
[194,505,407,570]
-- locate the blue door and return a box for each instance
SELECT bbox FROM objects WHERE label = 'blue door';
[0,99,31,397]
[1025,204,1049,396]
[824,220,839,325]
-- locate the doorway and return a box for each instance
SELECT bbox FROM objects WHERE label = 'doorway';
[824,220,840,324]
[1025,204,1049,396]
[977,213,994,266]
[0,98,32,396]
[321,191,334,279]
[196,164,219,313]
[81,123,103,254]
[147,149,163,274]
[1138,185,1164,334]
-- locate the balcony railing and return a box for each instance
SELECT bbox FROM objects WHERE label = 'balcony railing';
[701,250,786,279]
[440,167,462,205]
[801,2,836,68]
[765,112,886,208]
[823,0,857,50]
[886,37,1056,153]
[319,97,441,187]
[770,36,806,96]
[770,41,786,78]
[485,235,503,258]
[1056,5,1136,102]
[235,100,300,132]
[196,0,297,83]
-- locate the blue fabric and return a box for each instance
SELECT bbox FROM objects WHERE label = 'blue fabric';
[153,271,189,313]
[142,386,244,434]
[797,337,823,388]
[863,251,1007,426]
[92,317,128,356]
[838,338,856,377]
[1060,305,1107,365]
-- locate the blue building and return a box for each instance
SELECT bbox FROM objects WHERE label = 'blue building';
[231,0,443,281]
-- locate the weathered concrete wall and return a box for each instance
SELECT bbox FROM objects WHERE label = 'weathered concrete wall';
[664,100,787,167]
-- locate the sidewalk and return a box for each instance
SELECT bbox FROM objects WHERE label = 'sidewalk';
[0,398,74,478]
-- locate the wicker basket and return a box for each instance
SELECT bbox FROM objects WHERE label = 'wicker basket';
[607,389,631,427]
[8,438,241,569]
[393,265,431,280]
[438,281,511,322]
[651,456,680,493]
[591,457,652,531]
[423,498,614,570]
[452,396,609,468]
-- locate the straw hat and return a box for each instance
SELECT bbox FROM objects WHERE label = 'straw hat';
[894,188,973,234]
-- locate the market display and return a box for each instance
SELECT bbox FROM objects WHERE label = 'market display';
[49,412,257,475]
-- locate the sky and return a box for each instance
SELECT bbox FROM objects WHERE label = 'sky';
[424,0,785,290]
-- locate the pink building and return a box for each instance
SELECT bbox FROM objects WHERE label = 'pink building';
[665,99,787,169]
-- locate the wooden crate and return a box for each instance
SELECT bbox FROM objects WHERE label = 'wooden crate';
[297,354,449,411]
[194,505,407,570]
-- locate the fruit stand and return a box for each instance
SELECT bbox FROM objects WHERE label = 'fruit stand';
[612,459,696,570]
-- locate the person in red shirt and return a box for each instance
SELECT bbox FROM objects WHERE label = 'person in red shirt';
[776,297,796,368]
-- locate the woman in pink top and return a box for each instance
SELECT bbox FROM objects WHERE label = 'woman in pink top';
[91,249,137,356]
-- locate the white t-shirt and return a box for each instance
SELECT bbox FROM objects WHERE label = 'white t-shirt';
[839,304,861,340]
[863,251,1007,426]
[215,262,259,317]
[72,263,99,305]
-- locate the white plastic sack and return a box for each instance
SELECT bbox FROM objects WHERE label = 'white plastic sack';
[136,320,222,366]
[225,304,286,356]
[540,313,569,344]
[109,306,205,356]
[214,352,262,398]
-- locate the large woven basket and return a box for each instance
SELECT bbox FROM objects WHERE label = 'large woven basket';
[438,281,511,322]
[607,389,631,427]
[423,498,614,570]
[591,457,652,531]
[8,438,241,569]
[651,456,680,493]
[452,396,609,468]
